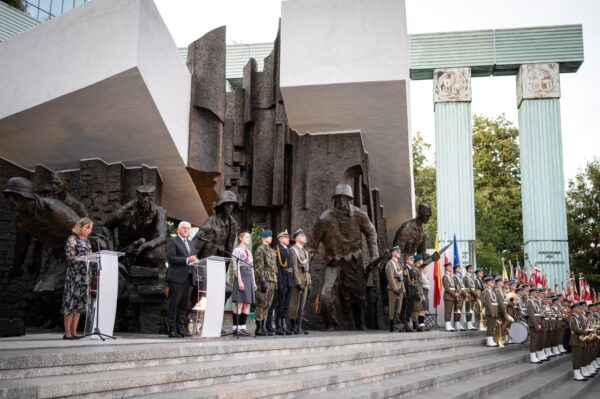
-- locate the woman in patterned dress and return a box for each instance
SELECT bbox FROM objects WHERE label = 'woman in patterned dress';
[61,217,93,339]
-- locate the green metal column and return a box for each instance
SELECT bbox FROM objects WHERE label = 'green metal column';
[517,63,569,288]
[434,68,476,265]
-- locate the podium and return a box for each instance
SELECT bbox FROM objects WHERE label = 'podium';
[191,256,228,338]
[79,250,123,339]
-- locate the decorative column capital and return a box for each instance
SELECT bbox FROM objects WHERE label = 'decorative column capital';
[517,63,561,108]
[433,68,471,103]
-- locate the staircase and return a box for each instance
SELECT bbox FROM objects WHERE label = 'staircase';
[0,330,598,398]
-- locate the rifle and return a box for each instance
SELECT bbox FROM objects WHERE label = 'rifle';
[364,250,391,276]
[422,242,453,266]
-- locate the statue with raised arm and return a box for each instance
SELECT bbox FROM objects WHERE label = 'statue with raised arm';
[311,183,379,330]
[392,203,440,265]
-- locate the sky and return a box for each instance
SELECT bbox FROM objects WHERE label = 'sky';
[154,0,600,182]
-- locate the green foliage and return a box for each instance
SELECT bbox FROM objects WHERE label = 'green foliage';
[2,0,24,11]
[166,219,177,238]
[566,158,600,290]
[412,132,437,247]
[412,115,523,270]
[250,224,264,256]
[472,114,523,263]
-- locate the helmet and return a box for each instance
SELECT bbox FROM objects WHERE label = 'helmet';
[214,190,238,208]
[331,183,353,199]
[3,177,36,200]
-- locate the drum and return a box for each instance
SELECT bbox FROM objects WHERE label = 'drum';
[509,320,529,344]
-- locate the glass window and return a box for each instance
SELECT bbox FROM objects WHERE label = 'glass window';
[26,0,40,7]
[51,0,63,16]
[25,4,39,19]
[39,0,51,13]
[62,1,74,12]
[38,10,51,21]
[74,0,85,8]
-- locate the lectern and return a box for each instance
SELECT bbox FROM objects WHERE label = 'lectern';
[191,256,228,338]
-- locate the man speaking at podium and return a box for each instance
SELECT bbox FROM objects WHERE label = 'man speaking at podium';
[166,221,197,338]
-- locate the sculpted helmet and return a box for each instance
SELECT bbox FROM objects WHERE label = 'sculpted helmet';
[332,183,353,200]
[214,190,238,209]
[3,177,36,200]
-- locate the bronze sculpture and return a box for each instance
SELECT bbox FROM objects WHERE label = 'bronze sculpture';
[49,173,88,218]
[392,203,432,256]
[104,184,167,268]
[311,183,379,330]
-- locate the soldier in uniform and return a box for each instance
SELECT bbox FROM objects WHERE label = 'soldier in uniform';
[462,265,478,331]
[289,229,311,335]
[401,255,419,332]
[473,269,485,329]
[311,184,379,330]
[274,230,294,335]
[570,302,590,381]
[482,275,499,347]
[494,276,510,327]
[442,262,459,331]
[410,254,425,332]
[253,230,277,337]
[49,173,88,217]
[527,288,546,363]
[541,295,556,358]
[451,265,466,331]
[385,246,404,332]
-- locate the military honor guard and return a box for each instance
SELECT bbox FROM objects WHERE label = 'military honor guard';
[451,265,466,331]
[402,255,419,332]
[253,230,277,337]
[474,269,485,329]
[527,288,546,363]
[442,262,459,331]
[410,254,425,332]
[482,275,498,347]
[274,230,294,335]
[385,246,405,332]
[462,265,478,331]
[570,302,592,381]
[289,229,311,335]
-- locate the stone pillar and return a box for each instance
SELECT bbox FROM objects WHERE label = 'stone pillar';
[517,63,569,288]
[434,68,476,265]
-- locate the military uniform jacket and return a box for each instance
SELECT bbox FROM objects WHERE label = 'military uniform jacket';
[385,258,405,293]
[518,296,528,318]
[442,273,457,301]
[463,274,477,300]
[527,298,542,329]
[403,264,418,297]
[290,244,311,286]
[254,244,277,283]
[275,244,295,285]
[494,287,507,318]
[483,287,498,318]
[414,267,424,297]
[569,313,587,347]
[474,277,485,293]
[453,274,468,299]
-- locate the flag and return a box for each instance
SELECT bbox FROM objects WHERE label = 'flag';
[533,266,542,288]
[508,260,514,280]
[502,261,508,281]
[453,234,460,266]
[594,289,597,304]
[578,274,584,300]
[561,283,566,298]
[433,233,442,308]
[515,258,522,282]
[524,273,529,285]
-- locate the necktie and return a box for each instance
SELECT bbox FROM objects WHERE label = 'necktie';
[183,238,191,255]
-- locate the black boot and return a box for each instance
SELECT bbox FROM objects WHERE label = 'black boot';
[297,317,308,334]
[255,320,267,336]
[404,320,413,332]
[265,319,274,335]
[282,318,291,335]
[290,319,297,334]
[276,319,285,335]
[414,320,423,332]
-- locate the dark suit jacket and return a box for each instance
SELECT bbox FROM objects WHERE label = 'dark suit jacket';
[166,236,196,284]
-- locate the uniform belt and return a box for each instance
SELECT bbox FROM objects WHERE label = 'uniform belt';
[239,265,253,270]
[534,314,542,316]
[551,317,556,320]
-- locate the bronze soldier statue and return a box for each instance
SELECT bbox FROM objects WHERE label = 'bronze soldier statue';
[49,173,87,217]
[104,184,167,268]
[311,183,379,330]
[191,190,239,303]
[393,204,432,257]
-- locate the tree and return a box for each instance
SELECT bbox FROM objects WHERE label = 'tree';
[412,132,437,248]
[472,114,523,269]
[566,158,600,289]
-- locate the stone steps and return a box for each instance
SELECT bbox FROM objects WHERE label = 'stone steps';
[0,331,480,379]
[138,345,521,399]
[0,331,485,398]
[419,352,571,399]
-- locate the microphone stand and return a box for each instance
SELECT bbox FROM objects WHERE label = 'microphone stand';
[197,237,255,338]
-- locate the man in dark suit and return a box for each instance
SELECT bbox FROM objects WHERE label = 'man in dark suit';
[166,221,197,337]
